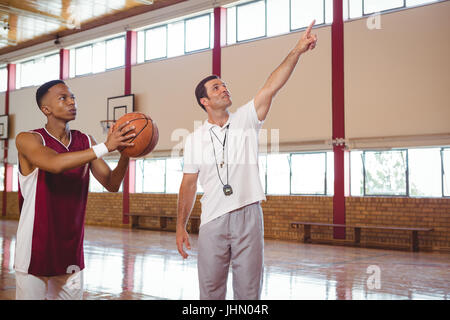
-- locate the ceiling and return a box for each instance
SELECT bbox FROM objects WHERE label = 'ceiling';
[0,0,184,55]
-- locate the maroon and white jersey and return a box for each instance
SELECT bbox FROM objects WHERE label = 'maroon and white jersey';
[15,128,91,277]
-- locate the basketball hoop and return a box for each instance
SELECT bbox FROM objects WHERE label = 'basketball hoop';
[100,120,115,134]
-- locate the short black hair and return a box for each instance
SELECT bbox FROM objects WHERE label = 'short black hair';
[36,79,66,108]
[195,75,219,112]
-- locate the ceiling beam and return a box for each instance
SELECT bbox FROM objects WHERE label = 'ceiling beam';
[0,4,68,26]
[134,0,154,5]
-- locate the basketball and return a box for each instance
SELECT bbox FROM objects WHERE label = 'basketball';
[112,112,159,158]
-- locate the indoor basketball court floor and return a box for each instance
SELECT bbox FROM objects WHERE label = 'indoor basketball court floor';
[0,219,449,300]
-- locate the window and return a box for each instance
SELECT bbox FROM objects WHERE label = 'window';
[291,153,326,195]
[406,0,439,6]
[363,0,404,14]
[259,155,267,194]
[92,42,106,73]
[364,150,407,196]
[145,26,167,60]
[185,14,211,53]
[0,67,7,92]
[290,0,325,30]
[75,45,93,76]
[89,160,123,192]
[16,53,59,89]
[350,151,364,196]
[106,37,125,69]
[136,159,166,193]
[167,21,185,58]
[236,0,266,42]
[138,12,213,63]
[443,149,450,197]
[165,158,183,193]
[267,153,290,195]
[227,6,237,44]
[72,35,125,77]
[266,0,290,37]
[409,148,442,197]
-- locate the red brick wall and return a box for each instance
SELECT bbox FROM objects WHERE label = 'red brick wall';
[2,192,449,251]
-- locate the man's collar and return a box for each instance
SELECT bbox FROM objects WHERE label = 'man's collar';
[203,113,232,131]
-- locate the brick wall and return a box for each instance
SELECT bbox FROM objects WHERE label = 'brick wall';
[1,192,449,251]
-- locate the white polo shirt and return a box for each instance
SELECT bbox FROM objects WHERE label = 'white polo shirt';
[183,99,266,227]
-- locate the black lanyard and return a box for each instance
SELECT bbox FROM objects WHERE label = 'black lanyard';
[209,124,233,196]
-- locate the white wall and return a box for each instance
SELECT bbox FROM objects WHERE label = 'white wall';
[222,26,333,151]
[344,1,450,146]
[66,68,125,144]
[132,50,212,153]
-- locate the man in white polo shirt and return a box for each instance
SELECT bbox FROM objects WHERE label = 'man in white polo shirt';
[176,21,318,300]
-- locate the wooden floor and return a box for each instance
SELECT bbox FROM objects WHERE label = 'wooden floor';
[0,219,449,300]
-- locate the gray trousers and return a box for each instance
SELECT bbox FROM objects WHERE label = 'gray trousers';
[197,202,264,300]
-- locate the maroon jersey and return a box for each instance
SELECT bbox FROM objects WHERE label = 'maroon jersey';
[15,128,91,277]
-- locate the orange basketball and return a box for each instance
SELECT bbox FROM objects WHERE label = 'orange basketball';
[112,112,159,158]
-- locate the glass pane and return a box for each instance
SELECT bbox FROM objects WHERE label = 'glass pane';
[135,159,144,193]
[258,155,267,194]
[185,14,210,52]
[363,0,404,14]
[75,45,92,76]
[327,151,334,195]
[69,49,75,78]
[409,148,442,197]
[442,149,450,196]
[325,0,334,23]
[267,153,290,195]
[137,30,145,63]
[143,159,165,193]
[406,0,438,6]
[350,151,364,196]
[106,37,125,69]
[227,6,236,45]
[0,68,7,92]
[89,172,105,192]
[167,21,185,58]
[364,150,407,196]
[12,164,18,192]
[33,57,46,86]
[35,54,59,84]
[267,0,290,37]
[105,160,123,192]
[291,0,324,30]
[0,164,3,191]
[349,0,363,18]
[237,0,266,42]
[166,158,183,193]
[146,26,167,60]
[291,153,326,195]
[20,60,35,87]
[92,41,106,73]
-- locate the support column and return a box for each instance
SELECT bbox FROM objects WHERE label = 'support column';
[2,63,15,216]
[123,30,137,224]
[59,48,70,80]
[332,0,349,239]
[213,7,227,77]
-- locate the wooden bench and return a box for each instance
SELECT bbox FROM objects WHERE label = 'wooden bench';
[290,221,433,252]
[127,213,200,233]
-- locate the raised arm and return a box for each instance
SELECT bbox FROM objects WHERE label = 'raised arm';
[176,172,199,259]
[89,134,131,192]
[16,121,135,176]
[254,20,318,121]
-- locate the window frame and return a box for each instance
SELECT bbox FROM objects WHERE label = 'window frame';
[184,13,212,54]
[289,151,328,196]
[362,149,409,197]
[235,0,267,43]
